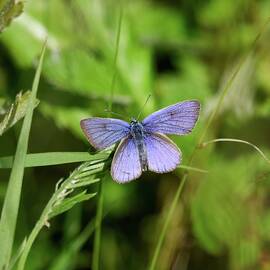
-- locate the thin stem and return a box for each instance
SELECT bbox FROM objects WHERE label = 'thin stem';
[17,204,54,270]
[200,138,270,165]
[178,165,208,174]
[148,174,188,270]
[17,172,70,270]
[108,6,123,112]
[92,6,123,270]
[148,19,270,270]
[92,178,104,270]
[137,94,151,120]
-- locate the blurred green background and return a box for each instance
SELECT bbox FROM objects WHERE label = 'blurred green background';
[1,0,270,269]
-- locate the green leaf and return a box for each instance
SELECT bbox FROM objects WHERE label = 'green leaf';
[0,41,46,269]
[0,91,39,136]
[0,0,23,33]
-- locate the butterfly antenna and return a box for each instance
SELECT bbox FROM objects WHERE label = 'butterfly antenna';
[136,94,151,120]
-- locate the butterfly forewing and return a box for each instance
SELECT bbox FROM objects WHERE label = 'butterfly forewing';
[142,100,200,135]
[80,117,130,150]
[111,137,142,183]
[145,133,181,173]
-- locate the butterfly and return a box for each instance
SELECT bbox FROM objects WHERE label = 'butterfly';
[80,100,200,183]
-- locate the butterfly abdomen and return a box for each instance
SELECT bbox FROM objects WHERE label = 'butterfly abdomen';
[130,121,148,171]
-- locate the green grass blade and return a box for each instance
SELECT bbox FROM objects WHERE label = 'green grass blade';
[0,152,110,168]
[0,41,46,270]
[92,176,105,270]
[0,152,206,174]
[201,138,270,165]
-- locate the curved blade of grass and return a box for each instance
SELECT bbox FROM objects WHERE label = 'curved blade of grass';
[0,41,46,270]
[148,19,270,270]
[200,138,270,165]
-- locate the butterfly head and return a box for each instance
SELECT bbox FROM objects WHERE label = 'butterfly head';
[130,118,139,125]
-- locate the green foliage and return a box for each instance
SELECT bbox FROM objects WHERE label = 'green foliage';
[0,0,270,270]
[0,0,23,33]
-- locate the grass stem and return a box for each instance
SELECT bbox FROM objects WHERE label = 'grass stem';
[92,178,104,270]
[200,138,270,165]
[92,6,123,270]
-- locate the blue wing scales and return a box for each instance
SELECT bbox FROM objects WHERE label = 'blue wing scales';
[80,117,130,150]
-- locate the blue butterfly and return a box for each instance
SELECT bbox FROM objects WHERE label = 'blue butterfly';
[81,100,200,183]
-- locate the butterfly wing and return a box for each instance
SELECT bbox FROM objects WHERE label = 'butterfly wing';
[145,133,181,173]
[142,100,200,135]
[80,117,130,150]
[111,137,142,183]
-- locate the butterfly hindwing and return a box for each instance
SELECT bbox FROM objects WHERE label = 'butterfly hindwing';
[142,100,200,135]
[145,133,181,173]
[80,117,130,150]
[111,137,142,183]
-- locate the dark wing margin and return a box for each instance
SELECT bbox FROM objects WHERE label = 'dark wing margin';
[142,100,200,135]
[80,117,130,150]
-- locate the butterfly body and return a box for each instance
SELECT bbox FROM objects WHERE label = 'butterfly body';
[130,119,148,171]
[80,100,200,183]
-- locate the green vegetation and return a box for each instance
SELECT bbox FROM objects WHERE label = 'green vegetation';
[0,1,270,269]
